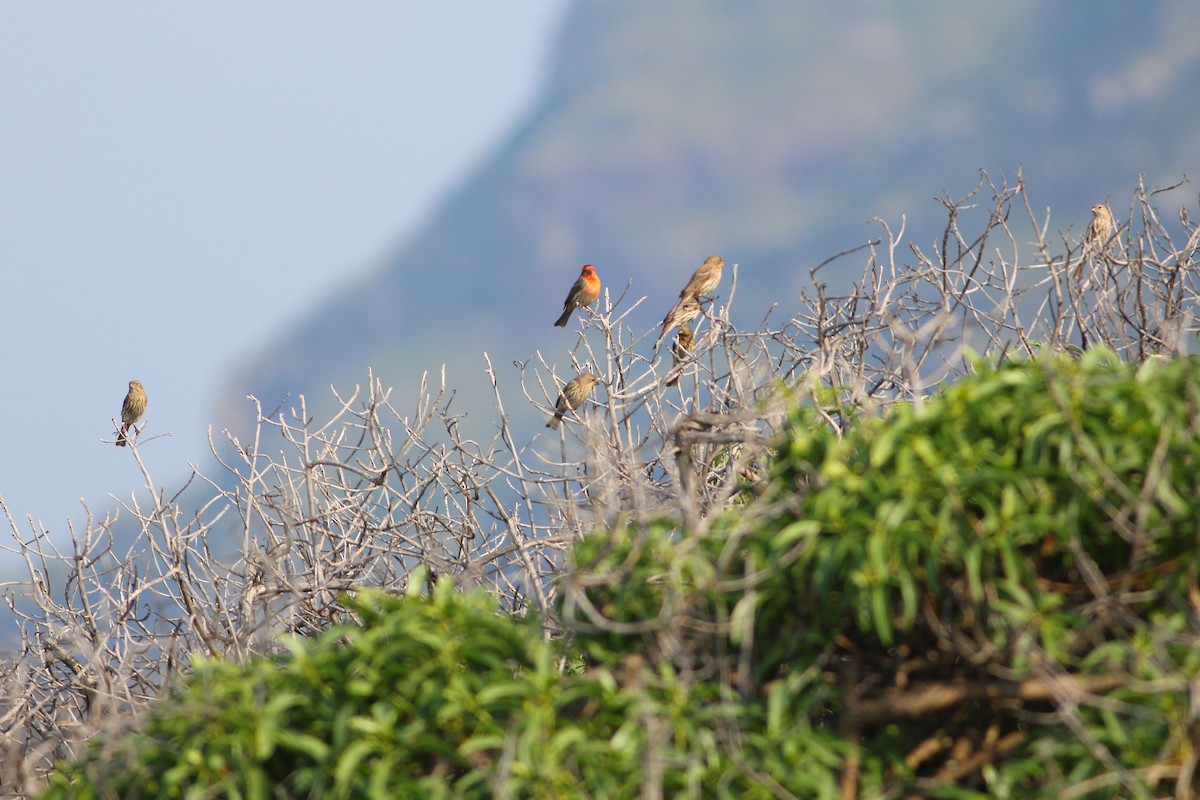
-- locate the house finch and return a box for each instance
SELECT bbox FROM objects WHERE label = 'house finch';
[677,254,724,299]
[1073,203,1117,279]
[115,380,147,447]
[546,372,600,429]
[553,264,601,327]
[653,295,701,351]
[666,324,695,387]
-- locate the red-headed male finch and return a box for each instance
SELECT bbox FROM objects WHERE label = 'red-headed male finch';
[666,324,695,387]
[1073,203,1117,279]
[676,254,724,299]
[654,295,701,351]
[115,379,147,447]
[546,372,600,429]
[553,264,601,327]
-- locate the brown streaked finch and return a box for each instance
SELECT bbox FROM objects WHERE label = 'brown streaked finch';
[1074,203,1117,279]
[115,380,147,447]
[654,295,701,351]
[666,324,695,387]
[553,264,601,327]
[546,372,600,429]
[677,254,724,299]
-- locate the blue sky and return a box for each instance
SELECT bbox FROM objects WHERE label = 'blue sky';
[0,2,564,554]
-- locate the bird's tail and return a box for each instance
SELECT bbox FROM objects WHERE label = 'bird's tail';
[553,308,573,327]
[653,327,669,352]
[546,413,563,429]
[116,424,129,447]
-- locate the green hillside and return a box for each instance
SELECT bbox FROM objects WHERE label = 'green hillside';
[220,0,1200,444]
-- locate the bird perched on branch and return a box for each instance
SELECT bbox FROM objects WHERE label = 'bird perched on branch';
[546,372,599,429]
[676,254,724,300]
[666,325,695,387]
[115,380,147,446]
[553,264,601,327]
[654,295,701,351]
[1073,204,1116,279]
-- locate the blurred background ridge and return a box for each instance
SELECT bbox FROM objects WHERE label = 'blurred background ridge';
[217,0,1200,441]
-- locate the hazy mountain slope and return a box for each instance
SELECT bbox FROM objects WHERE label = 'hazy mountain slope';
[218,0,1200,434]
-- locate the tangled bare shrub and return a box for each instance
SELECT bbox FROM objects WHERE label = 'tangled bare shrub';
[0,172,1196,797]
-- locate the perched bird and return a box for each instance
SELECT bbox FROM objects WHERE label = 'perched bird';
[546,372,600,429]
[1084,203,1117,255]
[1073,203,1117,279]
[677,254,724,300]
[115,380,147,447]
[666,325,695,387]
[654,295,701,351]
[554,264,601,327]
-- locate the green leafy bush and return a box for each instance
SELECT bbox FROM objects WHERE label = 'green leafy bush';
[566,350,1200,796]
[39,583,626,799]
